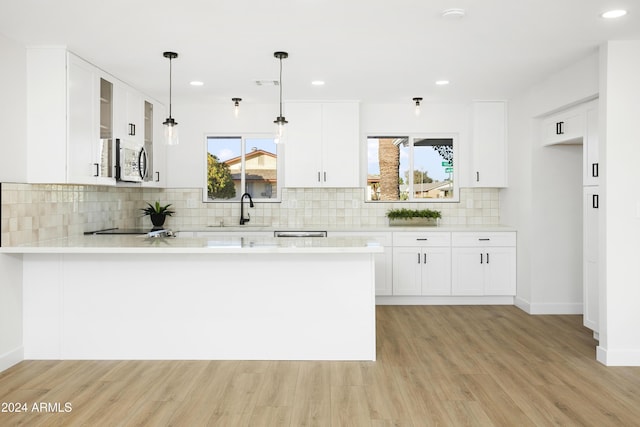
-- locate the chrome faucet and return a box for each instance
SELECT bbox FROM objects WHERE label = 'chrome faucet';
[240,192,254,225]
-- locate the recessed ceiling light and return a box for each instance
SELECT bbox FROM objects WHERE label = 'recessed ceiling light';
[441,8,465,19]
[311,80,325,86]
[435,80,450,86]
[190,81,204,86]
[601,9,627,19]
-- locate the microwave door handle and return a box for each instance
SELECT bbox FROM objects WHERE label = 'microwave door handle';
[138,148,148,180]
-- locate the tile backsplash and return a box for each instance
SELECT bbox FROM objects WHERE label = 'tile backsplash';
[1,183,499,246]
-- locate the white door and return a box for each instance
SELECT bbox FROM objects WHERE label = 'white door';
[421,247,452,295]
[392,247,422,295]
[451,247,484,295]
[484,247,516,295]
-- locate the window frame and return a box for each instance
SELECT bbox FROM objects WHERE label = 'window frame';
[365,132,460,203]
[203,133,283,203]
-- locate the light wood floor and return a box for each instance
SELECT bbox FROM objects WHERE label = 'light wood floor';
[1,306,640,426]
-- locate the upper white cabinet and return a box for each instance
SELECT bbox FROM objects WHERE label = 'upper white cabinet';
[542,106,585,146]
[26,47,164,187]
[27,48,115,185]
[284,102,359,187]
[142,100,167,187]
[471,101,508,187]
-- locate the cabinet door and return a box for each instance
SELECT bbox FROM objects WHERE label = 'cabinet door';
[144,100,167,187]
[484,247,516,295]
[451,247,485,295]
[583,186,599,331]
[472,101,507,187]
[542,109,584,146]
[284,103,323,187]
[374,250,393,296]
[583,102,599,186]
[321,103,360,187]
[125,88,143,144]
[392,247,423,295]
[67,54,98,184]
[422,247,451,295]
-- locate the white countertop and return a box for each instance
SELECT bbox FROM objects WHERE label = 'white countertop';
[175,224,517,233]
[0,235,384,254]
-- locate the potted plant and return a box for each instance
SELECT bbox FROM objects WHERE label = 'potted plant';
[141,201,175,229]
[386,208,441,227]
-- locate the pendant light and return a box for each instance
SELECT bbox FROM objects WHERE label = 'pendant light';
[413,97,423,116]
[273,51,289,142]
[162,51,179,145]
[232,98,242,118]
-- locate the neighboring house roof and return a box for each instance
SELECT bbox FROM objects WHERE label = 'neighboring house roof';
[225,149,276,167]
[399,181,452,192]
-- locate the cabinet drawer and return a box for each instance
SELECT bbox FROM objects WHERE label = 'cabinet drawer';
[451,232,516,247]
[329,231,392,246]
[542,108,585,146]
[393,232,451,247]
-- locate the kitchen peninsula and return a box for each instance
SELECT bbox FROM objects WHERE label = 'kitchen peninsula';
[1,235,381,361]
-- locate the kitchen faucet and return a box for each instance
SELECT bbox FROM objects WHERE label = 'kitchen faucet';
[239,192,254,225]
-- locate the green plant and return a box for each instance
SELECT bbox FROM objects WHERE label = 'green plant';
[141,201,175,217]
[386,208,441,219]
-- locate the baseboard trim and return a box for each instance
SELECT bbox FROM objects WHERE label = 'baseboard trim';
[514,297,531,313]
[0,346,24,373]
[526,302,582,315]
[597,346,640,366]
[376,296,515,305]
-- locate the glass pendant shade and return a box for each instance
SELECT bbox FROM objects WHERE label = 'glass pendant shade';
[232,98,242,118]
[163,117,179,146]
[273,51,288,141]
[413,97,422,116]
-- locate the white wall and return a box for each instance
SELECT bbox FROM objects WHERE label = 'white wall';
[503,51,599,314]
[0,32,27,182]
[597,41,640,366]
[0,254,23,371]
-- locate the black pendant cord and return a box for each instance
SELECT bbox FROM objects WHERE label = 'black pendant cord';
[278,56,283,117]
[168,57,173,119]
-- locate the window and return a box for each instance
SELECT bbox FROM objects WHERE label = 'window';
[366,134,458,202]
[206,135,280,202]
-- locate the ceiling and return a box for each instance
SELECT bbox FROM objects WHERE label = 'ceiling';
[1,0,639,107]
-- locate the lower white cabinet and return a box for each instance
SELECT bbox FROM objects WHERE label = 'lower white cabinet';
[392,246,451,295]
[451,232,516,296]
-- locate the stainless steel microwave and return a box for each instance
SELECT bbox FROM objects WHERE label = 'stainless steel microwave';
[115,139,147,182]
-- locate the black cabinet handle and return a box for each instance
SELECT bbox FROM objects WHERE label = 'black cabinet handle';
[592,194,599,209]
[556,121,565,135]
[324,171,327,182]
[479,238,490,241]
[417,253,421,264]
[476,171,480,182]
[128,123,136,136]
[592,163,599,178]
[416,238,428,241]
[424,253,427,264]
[93,163,99,177]
[317,172,321,182]
[155,171,160,182]
[486,253,490,264]
[480,253,483,264]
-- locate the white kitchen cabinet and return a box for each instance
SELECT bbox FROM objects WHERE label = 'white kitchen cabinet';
[114,83,144,145]
[392,232,451,296]
[284,102,359,187]
[583,186,599,333]
[27,48,115,185]
[451,232,516,296]
[141,99,167,187]
[542,106,585,146]
[330,231,392,296]
[471,101,508,187]
[583,100,599,186]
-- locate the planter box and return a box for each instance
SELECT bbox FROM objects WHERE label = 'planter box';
[388,217,439,227]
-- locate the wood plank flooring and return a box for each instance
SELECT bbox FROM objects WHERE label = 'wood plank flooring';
[1,306,640,426]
